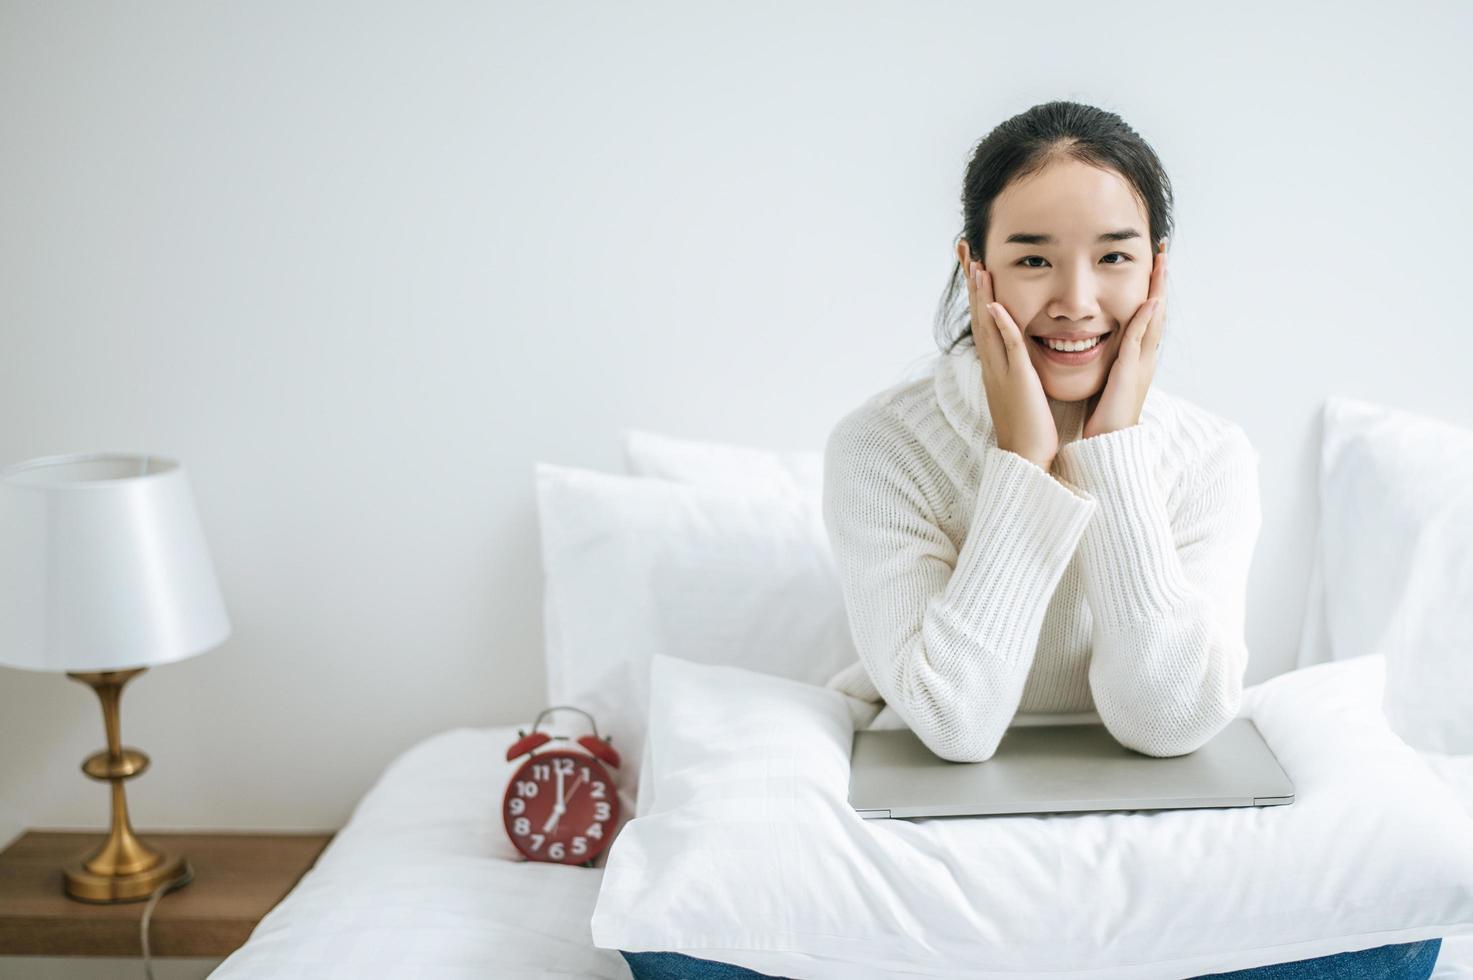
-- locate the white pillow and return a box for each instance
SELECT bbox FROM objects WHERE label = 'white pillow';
[1297,396,1473,754]
[620,428,822,506]
[617,430,880,805]
[591,653,1473,979]
[533,462,859,828]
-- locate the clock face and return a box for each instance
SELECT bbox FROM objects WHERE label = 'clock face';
[503,748,619,864]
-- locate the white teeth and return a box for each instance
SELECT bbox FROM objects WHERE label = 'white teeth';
[1042,335,1103,352]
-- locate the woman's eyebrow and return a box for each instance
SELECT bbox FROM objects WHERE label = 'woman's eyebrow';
[1003,229,1143,246]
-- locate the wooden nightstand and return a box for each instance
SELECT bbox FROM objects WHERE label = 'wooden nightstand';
[0,830,333,961]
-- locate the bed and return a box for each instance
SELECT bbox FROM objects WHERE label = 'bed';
[212,399,1473,978]
[205,715,1473,980]
[207,725,628,979]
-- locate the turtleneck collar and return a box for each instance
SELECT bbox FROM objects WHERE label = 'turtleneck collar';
[933,342,1092,452]
[932,341,1166,456]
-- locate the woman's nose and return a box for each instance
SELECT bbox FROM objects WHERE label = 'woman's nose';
[1048,268,1098,320]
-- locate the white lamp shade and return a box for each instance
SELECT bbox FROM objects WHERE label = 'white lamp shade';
[0,453,232,672]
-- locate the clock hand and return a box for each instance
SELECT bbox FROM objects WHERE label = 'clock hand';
[544,772,588,837]
[543,766,566,834]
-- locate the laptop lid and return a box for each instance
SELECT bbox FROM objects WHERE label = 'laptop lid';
[848,716,1294,819]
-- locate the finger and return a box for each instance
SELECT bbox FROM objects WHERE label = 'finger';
[1123,298,1157,352]
[980,266,1023,366]
[1139,244,1168,356]
[1148,244,1167,303]
[985,298,1029,369]
[967,262,1006,370]
[1145,292,1166,355]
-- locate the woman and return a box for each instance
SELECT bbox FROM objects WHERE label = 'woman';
[622,101,1442,980]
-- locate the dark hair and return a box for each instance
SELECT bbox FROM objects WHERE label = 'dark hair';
[935,100,1175,355]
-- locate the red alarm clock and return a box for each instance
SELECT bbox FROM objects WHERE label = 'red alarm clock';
[502,705,621,866]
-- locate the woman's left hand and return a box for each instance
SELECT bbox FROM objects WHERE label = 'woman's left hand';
[1082,243,1169,439]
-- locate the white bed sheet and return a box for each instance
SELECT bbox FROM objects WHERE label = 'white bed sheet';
[209,723,1473,980]
[208,725,630,980]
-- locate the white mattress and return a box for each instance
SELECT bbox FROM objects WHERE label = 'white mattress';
[208,725,630,979]
[210,725,1473,979]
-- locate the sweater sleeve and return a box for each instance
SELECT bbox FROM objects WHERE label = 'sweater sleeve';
[821,406,1099,763]
[1052,420,1263,757]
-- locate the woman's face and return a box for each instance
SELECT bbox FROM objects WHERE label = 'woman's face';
[958,158,1156,404]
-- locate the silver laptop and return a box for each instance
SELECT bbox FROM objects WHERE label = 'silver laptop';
[849,717,1294,819]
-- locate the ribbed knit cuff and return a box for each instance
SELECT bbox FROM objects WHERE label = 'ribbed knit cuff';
[942,445,1098,627]
[1053,424,1193,626]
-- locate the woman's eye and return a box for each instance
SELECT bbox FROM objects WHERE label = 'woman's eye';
[1017,253,1132,268]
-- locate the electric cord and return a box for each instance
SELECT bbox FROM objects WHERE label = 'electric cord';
[139,863,194,980]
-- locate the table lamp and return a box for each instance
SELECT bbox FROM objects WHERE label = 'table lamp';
[0,452,231,903]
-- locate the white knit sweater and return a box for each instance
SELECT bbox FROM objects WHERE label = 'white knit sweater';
[821,343,1262,762]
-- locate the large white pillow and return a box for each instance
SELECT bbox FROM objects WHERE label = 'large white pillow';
[533,462,859,829]
[591,652,1473,979]
[616,430,831,813]
[620,428,822,506]
[1297,396,1473,754]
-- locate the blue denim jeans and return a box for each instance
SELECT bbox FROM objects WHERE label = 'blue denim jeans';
[620,938,1442,979]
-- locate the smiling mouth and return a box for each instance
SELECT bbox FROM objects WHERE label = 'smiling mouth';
[1031,332,1112,351]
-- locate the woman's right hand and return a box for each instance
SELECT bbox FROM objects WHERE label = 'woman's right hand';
[964,258,1058,471]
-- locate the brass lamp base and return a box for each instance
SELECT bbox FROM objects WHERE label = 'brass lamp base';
[63,667,192,904]
[64,852,192,904]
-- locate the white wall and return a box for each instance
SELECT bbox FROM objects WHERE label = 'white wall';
[2,0,1470,849]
